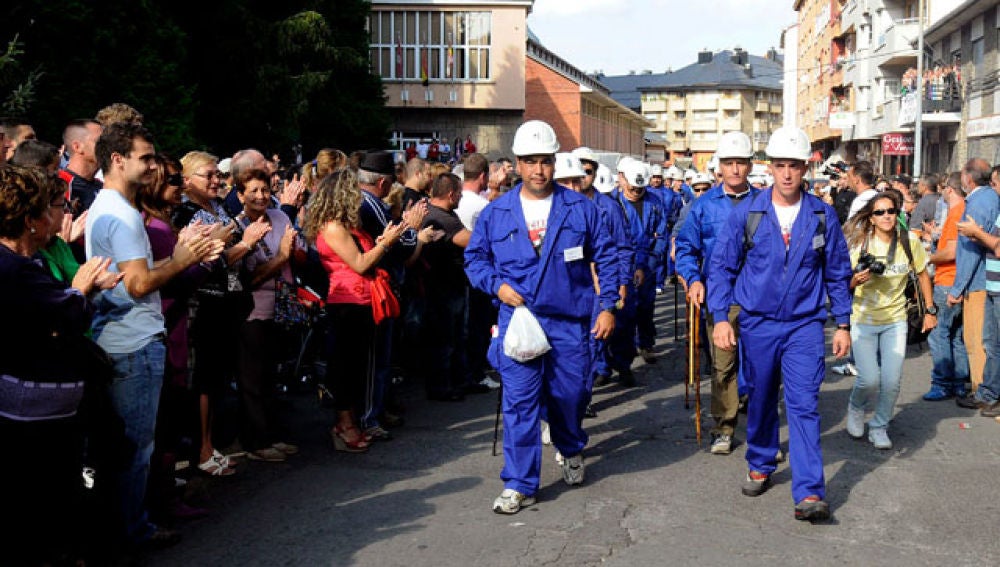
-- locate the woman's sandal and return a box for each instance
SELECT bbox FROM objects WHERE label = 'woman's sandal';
[198,455,236,477]
[331,424,370,453]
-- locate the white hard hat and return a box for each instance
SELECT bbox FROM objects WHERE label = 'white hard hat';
[649,164,664,177]
[594,164,615,193]
[716,132,754,159]
[664,165,681,179]
[218,157,233,175]
[511,120,560,156]
[691,172,714,187]
[572,146,599,165]
[621,160,649,188]
[616,155,636,174]
[684,169,697,180]
[553,152,586,180]
[706,155,720,171]
[765,126,811,161]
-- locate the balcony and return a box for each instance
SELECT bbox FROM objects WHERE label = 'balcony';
[840,0,864,33]
[897,91,962,127]
[720,117,743,131]
[755,100,770,112]
[874,19,920,68]
[688,119,718,131]
[689,96,718,110]
[719,97,742,110]
[871,97,909,136]
[669,99,686,111]
[689,139,718,152]
[643,98,668,112]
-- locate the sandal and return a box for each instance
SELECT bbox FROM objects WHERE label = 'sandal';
[332,424,370,453]
[198,455,236,477]
[212,449,234,467]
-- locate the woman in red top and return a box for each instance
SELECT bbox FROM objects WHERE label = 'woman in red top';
[303,169,409,452]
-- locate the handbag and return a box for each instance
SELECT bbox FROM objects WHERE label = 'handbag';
[898,231,930,345]
[274,278,310,328]
[370,268,400,325]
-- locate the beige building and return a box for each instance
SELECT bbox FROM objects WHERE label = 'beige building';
[793,0,849,162]
[603,49,784,170]
[368,0,643,160]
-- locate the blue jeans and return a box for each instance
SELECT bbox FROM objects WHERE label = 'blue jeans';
[976,294,1000,403]
[849,321,907,430]
[927,285,969,391]
[108,338,165,543]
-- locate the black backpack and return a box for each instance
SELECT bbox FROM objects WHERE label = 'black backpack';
[738,194,826,272]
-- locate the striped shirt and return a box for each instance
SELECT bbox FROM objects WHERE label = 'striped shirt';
[986,214,1000,295]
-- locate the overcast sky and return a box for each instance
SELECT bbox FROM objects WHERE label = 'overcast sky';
[528,0,798,76]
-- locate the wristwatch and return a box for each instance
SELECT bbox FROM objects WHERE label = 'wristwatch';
[926,305,938,316]
[837,324,851,332]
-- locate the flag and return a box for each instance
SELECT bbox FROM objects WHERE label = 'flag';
[395,34,403,78]
[421,46,429,87]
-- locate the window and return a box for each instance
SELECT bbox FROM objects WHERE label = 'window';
[674,111,686,119]
[972,38,984,79]
[368,10,492,81]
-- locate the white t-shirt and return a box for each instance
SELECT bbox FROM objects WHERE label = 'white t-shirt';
[774,199,802,250]
[416,142,430,159]
[456,189,489,231]
[521,193,553,254]
[85,188,165,353]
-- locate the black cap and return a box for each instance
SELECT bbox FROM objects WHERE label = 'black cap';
[359,150,396,176]
[893,174,912,185]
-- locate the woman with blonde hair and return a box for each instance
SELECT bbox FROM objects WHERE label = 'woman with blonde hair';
[303,169,409,451]
[843,191,936,449]
[302,148,347,190]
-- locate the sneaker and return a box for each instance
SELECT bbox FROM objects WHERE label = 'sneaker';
[710,434,733,455]
[794,496,830,522]
[868,427,892,449]
[638,348,657,364]
[541,422,551,445]
[846,406,865,439]
[479,376,502,390]
[956,392,984,410]
[831,363,858,376]
[554,449,564,465]
[775,448,786,463]
[618,368,637,387]
[656,287,664,295]
[561,453,585,486]
[980,400,1000,418]
[593,373,610,387]
[584,404,598,419]
[742,470,771,497]
[922,385,954,401]
[492,489,535,514]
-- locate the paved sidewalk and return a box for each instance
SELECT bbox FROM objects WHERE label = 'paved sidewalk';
[149,292,1000,566]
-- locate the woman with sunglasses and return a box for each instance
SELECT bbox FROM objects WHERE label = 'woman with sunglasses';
[179,151,270,476]
[842,191,936,449]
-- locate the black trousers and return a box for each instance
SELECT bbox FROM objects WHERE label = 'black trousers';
[324,303,376,413]
[237,319,279,451]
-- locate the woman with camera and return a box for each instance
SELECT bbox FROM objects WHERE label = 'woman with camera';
[843,191,936,449]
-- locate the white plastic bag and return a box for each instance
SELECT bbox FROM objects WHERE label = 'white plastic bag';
[503,306,551,362]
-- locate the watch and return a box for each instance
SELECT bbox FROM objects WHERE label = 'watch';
[926,305,938,316]
[837,324,851,332]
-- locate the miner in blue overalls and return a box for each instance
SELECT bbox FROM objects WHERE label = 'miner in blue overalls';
[465,121,620,514]
[675,132,759,457]
[648,164,682,293]
[614,158,669,369]
[707,126,852,522]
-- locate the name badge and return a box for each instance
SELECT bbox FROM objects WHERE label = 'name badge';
[812,234,825,250]
[564,246,584,262]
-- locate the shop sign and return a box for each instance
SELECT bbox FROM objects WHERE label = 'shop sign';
[967,115,1000,138]
[882,133,913,156]
[829,112,855,129]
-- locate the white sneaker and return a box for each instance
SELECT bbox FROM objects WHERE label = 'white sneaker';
[541,422,551,445]
[479,376,501,390]
[832,363,858,376]
[846,406,865,439]
[868,427,892,450]
[710,434,733,455]
[492,489,536,514]
[561,453,585,486]
[554,449,564,465]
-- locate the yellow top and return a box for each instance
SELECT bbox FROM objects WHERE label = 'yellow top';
[850,232,928,325]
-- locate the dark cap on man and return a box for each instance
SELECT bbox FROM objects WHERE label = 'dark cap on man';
[359,150,396,176]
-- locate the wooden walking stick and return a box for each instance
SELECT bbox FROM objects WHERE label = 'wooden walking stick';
[688,299,702,445]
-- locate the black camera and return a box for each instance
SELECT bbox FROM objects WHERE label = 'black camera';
[855,251,885,275]
[822,160,849,180]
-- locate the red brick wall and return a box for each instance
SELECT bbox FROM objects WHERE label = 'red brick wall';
[525,58,581,151]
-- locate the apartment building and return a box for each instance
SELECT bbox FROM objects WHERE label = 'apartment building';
[601,49,784,169]
[794,0,848,163]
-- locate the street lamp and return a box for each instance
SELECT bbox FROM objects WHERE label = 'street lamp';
[914,0,924,177]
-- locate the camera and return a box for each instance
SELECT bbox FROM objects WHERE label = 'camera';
[855,251,885,275]
[822,160,849,180]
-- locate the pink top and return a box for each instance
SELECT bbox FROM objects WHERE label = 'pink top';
[317,226,373,306]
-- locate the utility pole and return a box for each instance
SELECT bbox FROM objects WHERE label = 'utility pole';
[914,0,925,176]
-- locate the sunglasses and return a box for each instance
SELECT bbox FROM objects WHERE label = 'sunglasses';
[871,208,898,217]
[166,173,184,186]
[693,187,707,193]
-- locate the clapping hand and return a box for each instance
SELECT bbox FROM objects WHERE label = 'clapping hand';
[72,256,123,295]
[280,174,307,207]
[401,200,428,231]
[60,211,88,243]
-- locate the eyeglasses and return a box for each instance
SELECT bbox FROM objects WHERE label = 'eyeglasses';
[693,187,707,193]
[166,173,184,186]
[871,208,898,217]
[192,171,220,179]
[49,201,69,211]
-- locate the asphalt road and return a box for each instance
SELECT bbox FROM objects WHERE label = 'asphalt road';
[147,289,1000,566]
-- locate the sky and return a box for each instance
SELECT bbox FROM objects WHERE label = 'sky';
[527,0,798,76]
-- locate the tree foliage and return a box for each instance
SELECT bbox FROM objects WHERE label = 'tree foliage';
[0,0,388,159]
